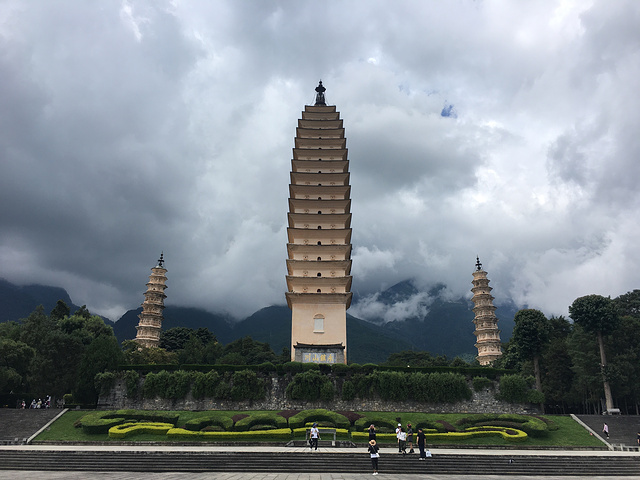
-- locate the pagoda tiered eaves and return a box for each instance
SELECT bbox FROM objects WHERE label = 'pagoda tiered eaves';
[286,85,353,364]
[470,258,502,365]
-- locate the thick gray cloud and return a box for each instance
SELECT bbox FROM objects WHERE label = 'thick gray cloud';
[0,0,638,322]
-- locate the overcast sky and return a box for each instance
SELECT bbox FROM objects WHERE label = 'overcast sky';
[1,0,639,323]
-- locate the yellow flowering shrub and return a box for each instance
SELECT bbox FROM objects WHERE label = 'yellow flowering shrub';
[108,422,174,439]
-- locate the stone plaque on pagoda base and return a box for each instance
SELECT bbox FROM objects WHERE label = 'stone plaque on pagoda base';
[294,343,345,364]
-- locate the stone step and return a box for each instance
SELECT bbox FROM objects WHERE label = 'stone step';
[0,451,639,476]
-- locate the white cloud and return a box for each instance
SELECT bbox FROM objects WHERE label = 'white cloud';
[0,0,638,323]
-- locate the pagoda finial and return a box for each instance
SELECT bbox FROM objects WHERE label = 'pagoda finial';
[315,80,326,106]
[157,252,164,268]
[475,256,482,271]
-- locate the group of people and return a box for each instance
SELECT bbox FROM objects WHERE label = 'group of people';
[367,423,430,475]
[20,396,52,409]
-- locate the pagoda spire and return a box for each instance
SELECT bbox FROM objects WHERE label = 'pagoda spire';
[134,253,168,348]
[470,257,502,365]
[314,80,326,106]
[286,83,352,364]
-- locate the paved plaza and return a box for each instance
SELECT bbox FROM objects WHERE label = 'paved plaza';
[0,472,638,480]
[1,445,639,479]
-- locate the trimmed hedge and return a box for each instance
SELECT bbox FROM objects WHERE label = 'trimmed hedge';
[472,376,494,391]
[456,413,549,438]
[183,413,234,432]
[427,427,527,443]
[292,427,350,439]
[354,416,399,433]
[167,428,292,441]
[80,410,179,434]
[286,370,335,401]
[288,409,350,430]
[351,432,399,443]
[234,413,288,432]
[108,422,173,439]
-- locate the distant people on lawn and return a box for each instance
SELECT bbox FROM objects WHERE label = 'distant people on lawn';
[368,424,376,442]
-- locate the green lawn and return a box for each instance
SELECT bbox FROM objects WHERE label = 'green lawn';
[33,410,605,448]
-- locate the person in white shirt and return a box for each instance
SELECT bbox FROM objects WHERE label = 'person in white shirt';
[310,422,320,450]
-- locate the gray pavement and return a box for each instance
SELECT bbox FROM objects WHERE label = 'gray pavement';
[0,473,638,480]
[1,445,639,479]
[2,444,639,456]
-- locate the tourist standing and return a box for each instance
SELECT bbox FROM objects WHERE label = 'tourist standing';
[417,428,427,460]
[310,422,320,450]
[603,423,609,439]
[406,423,414,453]
[368,424,376,442]
[397,427,407,455]
[368,439,380,475]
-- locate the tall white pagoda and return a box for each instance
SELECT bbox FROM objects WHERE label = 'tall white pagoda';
[134,253,168,348]
[471,257,502,365]
[285,82,353,364]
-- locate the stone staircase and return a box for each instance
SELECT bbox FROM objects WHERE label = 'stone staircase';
[577,415,640,450]
[0,450,639,476]
[0,409,61,444]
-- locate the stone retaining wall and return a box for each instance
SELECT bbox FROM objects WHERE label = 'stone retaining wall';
[99,375,540,414]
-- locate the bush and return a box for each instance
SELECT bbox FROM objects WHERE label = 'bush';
[498,374,530,403]
[352,373,376,399]
[94,372,116,396]
[79,410,179,434]
[166,370,194,399]
[286,370,334,401]
[354,416,398,433]
[167,427,292,441]
[341,380,356,401]
[191,371,222,399]
[331,363,350,376]
[375,371,409,401]
[288,409,350,430]
[351,432,398,443]
[456,413,549,438]
[292,427,350,439]
[230,370,265,401]
[121,370,140,397]
[410,372,472,402]
[472,376,494,391]
[108,422,173,439]
[281,362,305,374]
[234,413,288,432]
[183,413,234,432]
[527,389,545,404]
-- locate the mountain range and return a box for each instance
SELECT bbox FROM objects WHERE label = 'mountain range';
[0,278,517,364]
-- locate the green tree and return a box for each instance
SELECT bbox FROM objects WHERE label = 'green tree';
[219,336,278,365]
[75,335,124,404]
[569,295,619,412]
[122,340,178,365]
[50,300,70,321]
[613,289,640,319]
[512,309,549,394]
[384,351,436,367]
[160,327,194,352]
[0,338,35,393]
[541,316,574,411]
[567,323,602,412]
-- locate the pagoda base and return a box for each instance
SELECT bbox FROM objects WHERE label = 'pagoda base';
[294,343,345,364]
